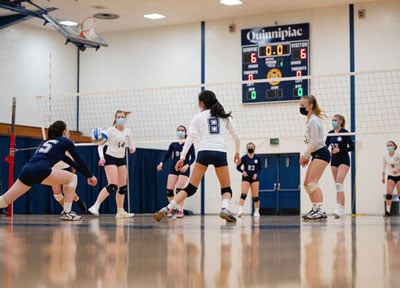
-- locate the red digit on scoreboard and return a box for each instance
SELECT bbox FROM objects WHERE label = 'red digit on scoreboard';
[250,52,257,63]
[300,48,307,59]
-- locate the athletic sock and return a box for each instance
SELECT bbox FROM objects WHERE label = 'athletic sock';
[167,200,177,210]
[0,196,7,209]
[64,202,72,213]
[221,199,230,210]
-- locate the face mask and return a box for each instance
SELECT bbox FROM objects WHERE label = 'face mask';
[116,118,126,126]
[247,148,254,154]
[177,131,185,138]
[332,121,339,128]
[388,146,394,152]
[299,107,308,116]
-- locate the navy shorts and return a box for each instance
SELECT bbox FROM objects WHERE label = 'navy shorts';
[104,154,126,167]
[311,146,331,164]
[331,154,350,167]
[196,151,228,168]
[19,161,52,186]
[242,175,259,184]
[169,164,190,177]
[388,175,400,183]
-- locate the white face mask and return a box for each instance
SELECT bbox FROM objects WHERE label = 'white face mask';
[116,118,126,126]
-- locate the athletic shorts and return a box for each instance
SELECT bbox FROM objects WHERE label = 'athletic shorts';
[104,153,126,167]
[196,151,228,168]
[387,175,400,183]
[242,175,259,184]
[331,154,350,167]
[19,161,52,186]
[169,164,190,177]
[311,146,331,163]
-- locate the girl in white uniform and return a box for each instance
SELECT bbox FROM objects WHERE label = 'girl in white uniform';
[299,95,331,220]
[153,90,240,222]
[381,140,400,217]
[89,110,136,218]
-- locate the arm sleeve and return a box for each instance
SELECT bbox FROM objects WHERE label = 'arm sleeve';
[325,133,331,148]
[180,117,198,160]
[127,128,135,150]
[65,140,93,178]
[61,155,75,168]
[227,117,240,154]
[184,144,196,166]
[345,136,355,153]
[382,157,387,174]
[303,119,320,159]
[236,156,245,173]
[255,156,262,173]
[161,144,174,163]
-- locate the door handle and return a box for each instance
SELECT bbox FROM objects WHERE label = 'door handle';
[277,183,281,191]
[273,183,277,190]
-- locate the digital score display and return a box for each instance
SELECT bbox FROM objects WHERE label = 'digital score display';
[241,23,310,103]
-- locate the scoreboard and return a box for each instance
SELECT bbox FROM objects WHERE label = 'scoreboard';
[241,23,310,103]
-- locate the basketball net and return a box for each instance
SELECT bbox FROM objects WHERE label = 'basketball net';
[79,16,97,40]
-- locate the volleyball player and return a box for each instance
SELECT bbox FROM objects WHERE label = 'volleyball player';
[236,142,262,218]
[325,114,354,218]
[153,90,240,223]
[157,125,195,218]
[0,120,97,220]
[299,95,331,220]
[88,110,136,219]
[381,140,400,217]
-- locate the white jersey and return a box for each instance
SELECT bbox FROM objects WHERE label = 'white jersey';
[98,126,134,159]
[303,114,325,159]
[382,152,400,176]
[180,109,239,159]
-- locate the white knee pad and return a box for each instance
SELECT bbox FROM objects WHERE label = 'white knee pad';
[335,182,344,193]
[304,182,319,194]
[65,174,77,189]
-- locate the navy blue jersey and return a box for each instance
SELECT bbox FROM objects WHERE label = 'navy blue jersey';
[236,154,262,176]
[161,142,195,167]
[325,128,354,158]
[30,137,92,178]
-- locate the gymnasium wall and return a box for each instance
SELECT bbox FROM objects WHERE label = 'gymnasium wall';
[0,0,399,215]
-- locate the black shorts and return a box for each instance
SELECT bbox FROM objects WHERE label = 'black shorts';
[331,154,350,167]
[242,175,259,184]
[104,154,126,167]
[196,151,228,168]
[311,146,331,163]
[168,164,190,177]
[19,161,52,186]
[387,175,400,183]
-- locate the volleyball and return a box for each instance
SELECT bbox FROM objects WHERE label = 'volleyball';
[90,128,108,145]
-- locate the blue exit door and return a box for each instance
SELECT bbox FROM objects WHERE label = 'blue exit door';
[258,154,300,215]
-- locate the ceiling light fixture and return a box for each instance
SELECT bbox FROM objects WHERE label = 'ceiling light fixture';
[220,0,243,6]
[59,20,78,27]
[144,13,165,20]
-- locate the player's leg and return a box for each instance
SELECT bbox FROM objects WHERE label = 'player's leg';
[175,174,189,218]
[0,180,31,208]
[52,184,65,207]
[88,165,118,216]
[166,174,178,217]
[115,165,134,219]
[215,166,236,222]
[384,179,395,217]
[303,158,329,220]
[237,181,250,217]
[333,164,349,218]
[250,181,260,217]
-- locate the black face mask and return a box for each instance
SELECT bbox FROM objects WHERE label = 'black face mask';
[247,148,254,154]
[299,107,308,116]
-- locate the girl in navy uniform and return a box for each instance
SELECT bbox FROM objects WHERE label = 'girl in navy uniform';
[157,125,195,218]
[153,90,240,223]
[88,110,136,219]
[325,114,354,218]
[0,120,97,220]
[299,95,331,220]
[236,142,262,217]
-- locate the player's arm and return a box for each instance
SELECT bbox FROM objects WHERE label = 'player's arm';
[227,117,241,164]
[127,128,136,154]
[64,140,94,179]
[236,156,244,173]
[184,144,196,166]
[303,119,320,160]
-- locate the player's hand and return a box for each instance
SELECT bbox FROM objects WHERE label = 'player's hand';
[382,176,385,184]
[252,174,257,180]
[129,147,136,154]
[234,153,240,165]
[243,171,248,177]
[332,147,340,154]
[88,176,97,187]
[175,159,184,171]
[98,158,105,166]
[157,163,163,172]
[299,156,309,167]
[180,164,189,173]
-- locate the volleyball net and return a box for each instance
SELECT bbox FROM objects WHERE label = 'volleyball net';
[36,69,400,146]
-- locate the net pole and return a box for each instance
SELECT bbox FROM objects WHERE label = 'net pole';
[4,97,16,217]
[125,147,131,213]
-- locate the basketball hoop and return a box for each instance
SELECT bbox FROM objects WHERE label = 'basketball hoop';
[80,16,97,40]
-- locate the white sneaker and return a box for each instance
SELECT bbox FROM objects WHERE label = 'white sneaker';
[333,206,345,218]
[237,206,244,217]
[253,210,260,218]
[115,210,134,219]
[60,211,82,221]
[88,205,99,216]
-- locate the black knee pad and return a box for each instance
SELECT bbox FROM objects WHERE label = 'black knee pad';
[252,196,260,203]
[106,184,118,194]
[166,189,174,197]
[386,194,393,200]
[221,187,232,197]
[184,183,198,197]
[118,185,127,195]
[240,193,247,200]
[176,188,182,193]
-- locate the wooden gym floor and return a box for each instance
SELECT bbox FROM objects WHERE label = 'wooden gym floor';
[0,213,399,288]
